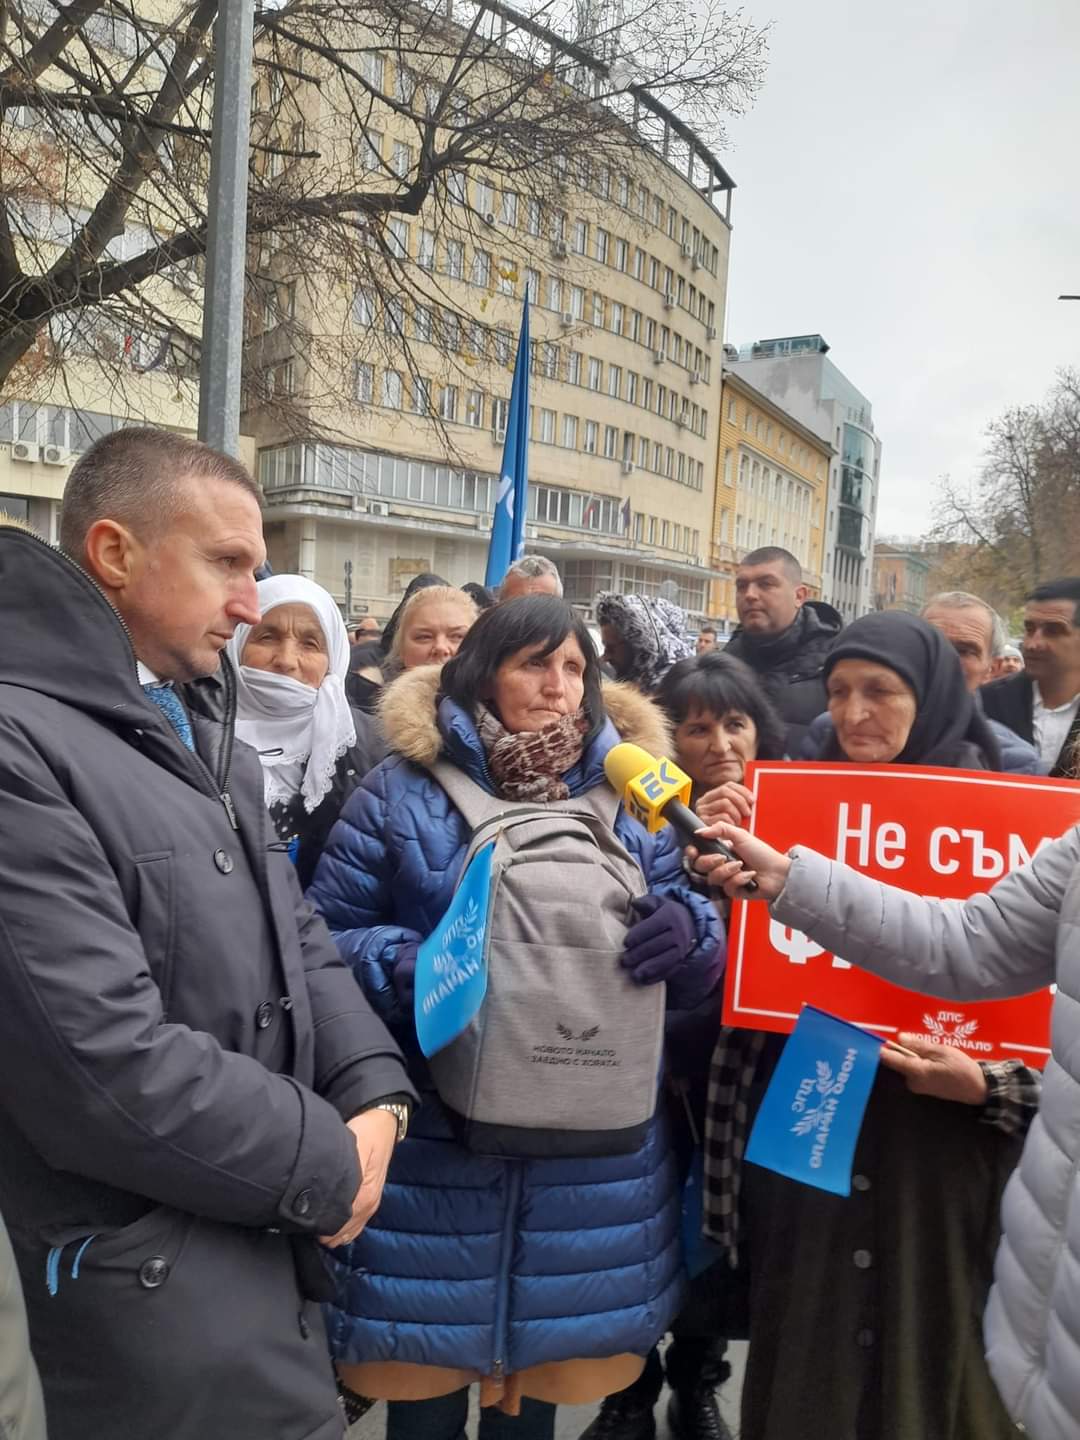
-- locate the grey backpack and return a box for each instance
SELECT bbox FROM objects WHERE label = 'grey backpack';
[427,760,666,1158]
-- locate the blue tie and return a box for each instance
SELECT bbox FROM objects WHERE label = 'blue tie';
[142,683,195,752]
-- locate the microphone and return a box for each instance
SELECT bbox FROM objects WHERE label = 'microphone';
[603,742,758,893]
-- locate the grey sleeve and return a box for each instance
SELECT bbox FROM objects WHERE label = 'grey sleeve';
[770,827,1078,1000]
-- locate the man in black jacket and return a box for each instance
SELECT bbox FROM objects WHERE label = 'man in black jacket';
[0,431,416,1440]
[724,546,843,751]
[981,577,1080,776]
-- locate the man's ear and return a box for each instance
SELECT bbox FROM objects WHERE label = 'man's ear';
[82,518,142,594]
[794,583,810,607]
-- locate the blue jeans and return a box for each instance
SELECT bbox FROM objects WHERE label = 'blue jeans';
[386,1388,556,1440]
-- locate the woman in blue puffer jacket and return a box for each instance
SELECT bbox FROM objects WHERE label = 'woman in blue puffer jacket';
[309,597,724,1440]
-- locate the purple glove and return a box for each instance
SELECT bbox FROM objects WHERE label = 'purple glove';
[392,942,420,1011]
[620,894,697,986]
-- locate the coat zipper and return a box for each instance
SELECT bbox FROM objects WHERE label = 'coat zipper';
[492,1163,524,1380]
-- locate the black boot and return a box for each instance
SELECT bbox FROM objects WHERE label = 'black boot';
[666,1372,734,1440]
[577,1349,663,1440]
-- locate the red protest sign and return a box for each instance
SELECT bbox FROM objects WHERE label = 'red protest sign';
[722,763,1080,1064]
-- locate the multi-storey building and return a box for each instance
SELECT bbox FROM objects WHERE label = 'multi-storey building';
[727,335,882,622]
[251,19,736,624]
[710,367,830,632]
[873,541,932,614]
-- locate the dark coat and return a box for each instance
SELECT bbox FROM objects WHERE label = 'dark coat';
[724,600,843,752]
[981,670,1080,776]
[0,527,414,1440]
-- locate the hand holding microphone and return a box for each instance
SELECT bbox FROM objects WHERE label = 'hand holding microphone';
[603,742,759,893]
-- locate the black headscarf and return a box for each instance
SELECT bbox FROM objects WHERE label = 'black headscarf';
[379,573,448,658]
[823,611,1001,769]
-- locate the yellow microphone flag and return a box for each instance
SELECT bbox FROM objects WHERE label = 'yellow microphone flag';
[603,742,693,834]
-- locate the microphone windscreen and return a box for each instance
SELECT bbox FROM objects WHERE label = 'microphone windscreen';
[603,741,659,795]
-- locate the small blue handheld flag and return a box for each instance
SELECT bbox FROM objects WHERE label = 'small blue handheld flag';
[744,1005,882,1196]
[414,843,494,1058]
[484,292,530,588]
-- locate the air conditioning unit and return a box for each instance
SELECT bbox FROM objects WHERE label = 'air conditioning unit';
[689,371,701,386]
[551,241,568,260]
[677,411,689,428]
[621,460,634,476]
[662,292,674,310]
[42,444,68,466]
[560,311,574,328]
[11,441,36,463]
[679,243,690,260]
[691,255,700,271]
[493,425,507,444]
[474,514,491,531]
[652,348,664,364]
[526,525,538,540]
[367,500,390,517]
[706,325,718,341]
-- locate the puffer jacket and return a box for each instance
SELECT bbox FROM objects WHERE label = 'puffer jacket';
[725,600,843,753]
[308,667,724,1375]
[771,829,1080,1440]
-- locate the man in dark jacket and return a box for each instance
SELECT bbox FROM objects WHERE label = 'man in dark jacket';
[0,431,415,1440]
[724,546,843,751]
[981,578,1080,776]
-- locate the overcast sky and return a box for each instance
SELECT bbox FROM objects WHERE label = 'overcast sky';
[718,0,1080,538]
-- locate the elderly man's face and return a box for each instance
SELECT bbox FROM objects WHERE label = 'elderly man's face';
[87,474,265,682]
[922,605,994,692]
[500,571,561,602]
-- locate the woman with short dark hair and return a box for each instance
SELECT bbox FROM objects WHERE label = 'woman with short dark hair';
[309,596,724,1440]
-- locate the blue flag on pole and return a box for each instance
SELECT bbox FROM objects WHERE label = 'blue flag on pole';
[484,292,530,588]
[414,842,494,1058]
[745,1005,882,1196]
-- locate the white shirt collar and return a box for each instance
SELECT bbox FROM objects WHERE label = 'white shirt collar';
[1033,683,1080,717]
[136,660,161,687]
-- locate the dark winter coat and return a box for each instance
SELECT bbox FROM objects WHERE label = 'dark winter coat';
[308,667,724,1375]
[0,526,414,1440]
[981,670,1080,776]
[724,599,843,752]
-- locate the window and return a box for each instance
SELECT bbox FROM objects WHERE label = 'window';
[661,520,670,547]
[652,443,662,473]
[381,369,403,408]
[524,266,541,300]
[354,361,373,403]
[352,288,375,327]
[526,198,542,236]
[471,249,491,287]
[591,293,605,328]
[744,409,753,432]
[666,208,676,239]
[642,378,653,410]
[441,310,461,352]
[630,310,641,343]
[645,318,656,348]
[500,190,518,227]
[608,365,621,399]
[447,171,468,206]
[657,384,667,416]
[603,425,618,459]
[584,420,599,454]
[361,51,385,88]
[494,329,512,366]
[723,448,733,486]
[572,218,589,255]
[446,239,464,279]
[384,296,404,336]
[618,173,631,207]
[497,259,516,296]
[622,431,634,462]
[665,448,674,478]
[391,140,412,177]
[438,385,458,422]
[361,129,383,170]
[387,217,409,258]
[413,304,434,342]
[594,229,609,264]
[417,227,435,270]
[493,397,510,433]
[475,179,495,215]
[648,516,657,544]
[412,376,430,415]
[570,285,586,320]
[626,372,638,405]
[638,436,648,467]
[539,342,558,379]
[633,248,645,280]
[547,276,564,312]
[727,397,736,423]
[634,512,644,541]
[648,257,659,288]
[465,390,485,428]
[394,66,414,104]
[587,357,602,391]
[615,238,629,272]
[596,166,611,199]
[566,351,582,386]
[562,415,579,448]
[551,209,567,244]
[539,408,556,443]
[467,322,486,358]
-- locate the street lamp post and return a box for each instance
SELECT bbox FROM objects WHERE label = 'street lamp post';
[198,0,255,458]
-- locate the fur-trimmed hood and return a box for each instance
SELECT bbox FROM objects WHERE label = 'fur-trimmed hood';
[378,663,671,771]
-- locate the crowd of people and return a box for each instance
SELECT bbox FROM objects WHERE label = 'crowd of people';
[2,429,1079,1440]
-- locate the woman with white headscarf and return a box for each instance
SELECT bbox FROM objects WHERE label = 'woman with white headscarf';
[228,575,385,886]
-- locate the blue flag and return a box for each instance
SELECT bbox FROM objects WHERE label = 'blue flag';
[414,843,494,1058]
[484,292,530,588]
[745,1006,882,1196]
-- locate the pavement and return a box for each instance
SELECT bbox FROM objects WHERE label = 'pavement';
[348,1342,746,1439]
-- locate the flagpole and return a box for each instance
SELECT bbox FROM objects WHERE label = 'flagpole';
[484,290,531,589]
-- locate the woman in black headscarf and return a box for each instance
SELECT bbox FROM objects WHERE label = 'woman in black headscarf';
[704,612,1036,1440]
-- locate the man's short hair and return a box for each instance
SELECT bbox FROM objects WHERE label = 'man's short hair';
[1026,578,1080,627]
[498,554,564,598]
[738,546,802,584]
[60,427,261,558]
[700,624,717,638]
[922,591,1007,658]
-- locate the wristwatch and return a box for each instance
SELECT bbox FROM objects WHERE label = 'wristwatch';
[363,1094,412,1143]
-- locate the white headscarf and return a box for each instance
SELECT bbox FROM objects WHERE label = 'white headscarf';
[228,575,356,814]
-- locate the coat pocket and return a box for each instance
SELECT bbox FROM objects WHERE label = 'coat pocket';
[132,852,176,1009]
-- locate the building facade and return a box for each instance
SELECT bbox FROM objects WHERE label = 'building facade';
[727,335,882,622]
[873,541,932,613]
[710,368,830,632]
[251,20,736,625]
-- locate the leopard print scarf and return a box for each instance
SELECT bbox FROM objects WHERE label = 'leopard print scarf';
[475,704,590,802]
